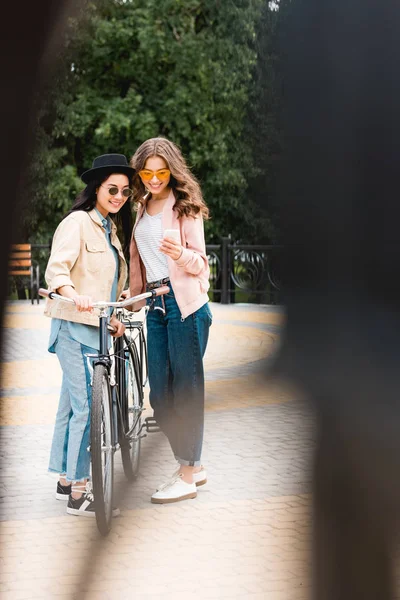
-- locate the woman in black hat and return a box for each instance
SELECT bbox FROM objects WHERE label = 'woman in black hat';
[44,154,134,517]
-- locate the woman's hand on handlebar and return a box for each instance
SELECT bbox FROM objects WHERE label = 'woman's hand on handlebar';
[118,289,130,300]
[57,286,93,313]
[110,315,125,338]
[73,295,94,312]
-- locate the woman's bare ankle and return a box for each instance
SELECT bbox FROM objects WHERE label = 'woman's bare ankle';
[71,479,88,500]
[178,465,195,484]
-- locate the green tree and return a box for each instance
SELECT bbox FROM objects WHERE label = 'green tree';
[26,0,284,253]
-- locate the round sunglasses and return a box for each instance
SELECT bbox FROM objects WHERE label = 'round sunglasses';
[100,184,133,198]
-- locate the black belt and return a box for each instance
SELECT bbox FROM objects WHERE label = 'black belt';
[146,277,170,290]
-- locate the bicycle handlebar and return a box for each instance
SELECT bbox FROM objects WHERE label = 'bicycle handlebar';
[38,285,170,309]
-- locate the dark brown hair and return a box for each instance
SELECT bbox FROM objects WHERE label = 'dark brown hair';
[64,172,133,254]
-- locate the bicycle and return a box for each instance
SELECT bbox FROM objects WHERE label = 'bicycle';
[39,285,169,535]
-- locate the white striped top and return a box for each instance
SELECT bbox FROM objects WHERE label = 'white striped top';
[134,210,169,283]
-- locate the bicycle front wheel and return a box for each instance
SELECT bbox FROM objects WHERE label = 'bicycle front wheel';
[91,363,114,536]
[120,337,143,481]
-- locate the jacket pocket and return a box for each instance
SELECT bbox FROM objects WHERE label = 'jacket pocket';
[85,239,106,272]
[199,277,210,294]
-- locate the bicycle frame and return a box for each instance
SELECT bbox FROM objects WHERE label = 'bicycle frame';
[39,285,168,443]
[39,285,169,534]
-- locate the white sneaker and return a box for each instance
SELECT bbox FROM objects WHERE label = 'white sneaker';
[151,473,197,504]
[170,466,207,487]
[193,467,207,487]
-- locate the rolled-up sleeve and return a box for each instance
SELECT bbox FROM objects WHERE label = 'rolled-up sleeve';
[45,216,81,292]
[174,215,208,275]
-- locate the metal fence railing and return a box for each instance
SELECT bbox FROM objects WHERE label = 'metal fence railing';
[206,238,282,305]
[15,239,283,305]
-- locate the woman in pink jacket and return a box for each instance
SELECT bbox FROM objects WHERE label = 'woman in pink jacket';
[129,137,212,504]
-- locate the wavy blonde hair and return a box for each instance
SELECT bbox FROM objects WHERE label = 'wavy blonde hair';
[130,137,209,220]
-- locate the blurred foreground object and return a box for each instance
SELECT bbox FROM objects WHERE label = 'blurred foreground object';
[0,0,82,351]
[277,0,400,598]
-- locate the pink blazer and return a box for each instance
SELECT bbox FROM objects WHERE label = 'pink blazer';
[129,189,210,319]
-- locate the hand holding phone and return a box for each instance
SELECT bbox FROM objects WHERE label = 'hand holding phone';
[161,228,183,260]
[163,228,181,243]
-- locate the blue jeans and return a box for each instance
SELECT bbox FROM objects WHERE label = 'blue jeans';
[146,286,212,466]
[48,321,96,482]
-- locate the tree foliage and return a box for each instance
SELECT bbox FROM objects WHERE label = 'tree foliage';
[25,0,286,247]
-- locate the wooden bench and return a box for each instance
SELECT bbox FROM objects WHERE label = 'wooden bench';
[9,244,40,304]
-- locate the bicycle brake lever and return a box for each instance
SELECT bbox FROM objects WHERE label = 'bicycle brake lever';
[148,297,165,315]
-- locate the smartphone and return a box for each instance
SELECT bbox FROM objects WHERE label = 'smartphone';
[163,229,181,242]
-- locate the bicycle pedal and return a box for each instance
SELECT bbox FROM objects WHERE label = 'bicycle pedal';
[144,416,161,433]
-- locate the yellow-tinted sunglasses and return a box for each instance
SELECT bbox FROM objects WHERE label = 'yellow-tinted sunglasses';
[138,169,171,182]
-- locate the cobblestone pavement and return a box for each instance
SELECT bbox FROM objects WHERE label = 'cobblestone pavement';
[0,301,314,599]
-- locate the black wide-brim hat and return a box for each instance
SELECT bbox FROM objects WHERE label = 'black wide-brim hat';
[81,153,135,184]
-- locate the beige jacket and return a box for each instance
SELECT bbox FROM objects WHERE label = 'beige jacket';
[44,209,127,326]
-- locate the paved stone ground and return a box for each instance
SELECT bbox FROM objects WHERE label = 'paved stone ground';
[0,301,314,599]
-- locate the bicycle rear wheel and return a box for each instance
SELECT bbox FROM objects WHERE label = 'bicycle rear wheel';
[91,363,114,535]
[119,335,143,481]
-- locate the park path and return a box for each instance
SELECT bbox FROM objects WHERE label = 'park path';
[0,301,313,599]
